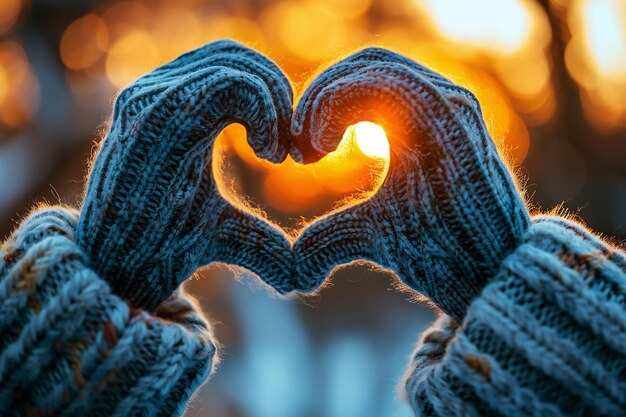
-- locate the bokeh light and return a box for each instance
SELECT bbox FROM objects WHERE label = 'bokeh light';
[106,30,160,88]
[0,0,21,35]
[2,0,625,221]
[263,2,349,62]
[0,41,39,129]
[60,14,109,71]
[566,0,626,130]
[45,0,561,216]
[417,0,535,54]
[0,2,625,417]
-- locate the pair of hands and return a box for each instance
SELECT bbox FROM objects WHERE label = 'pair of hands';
[76,41,529,321]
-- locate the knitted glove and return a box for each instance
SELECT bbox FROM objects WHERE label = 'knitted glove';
[0,206,215,417]
[404,217,626,417]
[77,40,294,310]
[291,48,529,321]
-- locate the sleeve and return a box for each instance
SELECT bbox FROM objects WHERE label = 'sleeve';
[403,216,626,417]
[0,206,216,417]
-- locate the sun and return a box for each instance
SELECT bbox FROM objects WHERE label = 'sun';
[353,121,390,159]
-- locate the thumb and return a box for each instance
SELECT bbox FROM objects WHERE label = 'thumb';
[77,64,289,310]
[209,202,295,294]
[293,202,385,292]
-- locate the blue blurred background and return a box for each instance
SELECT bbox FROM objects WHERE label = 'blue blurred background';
[183,269,436,417]
[0,0,624,415]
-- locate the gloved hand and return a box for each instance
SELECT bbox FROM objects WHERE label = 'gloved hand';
[291,48,530,321]
[0,206,216,417]
[77,40,295,310]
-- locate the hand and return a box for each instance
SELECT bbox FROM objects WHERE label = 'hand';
[77,41,295,310]
[291,48,530,321]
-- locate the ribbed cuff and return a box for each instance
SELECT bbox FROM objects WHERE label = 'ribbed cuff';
[0,207,216,417]
[404,217,626,417]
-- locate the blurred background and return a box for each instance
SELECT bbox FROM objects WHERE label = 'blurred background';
[0,0,625,415]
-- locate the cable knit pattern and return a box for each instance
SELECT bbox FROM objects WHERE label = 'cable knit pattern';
[77,40,295,310]
[404,217,626,417]
[0,207,216,417]
[292,47,529,321]
[2,41,624,417]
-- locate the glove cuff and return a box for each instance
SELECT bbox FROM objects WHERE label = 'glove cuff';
[0,207,216,417]
[404,217,626,416]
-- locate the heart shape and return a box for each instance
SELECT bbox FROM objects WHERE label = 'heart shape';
[76,40,527,322]
[212,121,389,232]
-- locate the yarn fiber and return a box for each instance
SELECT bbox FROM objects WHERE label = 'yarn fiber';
[404,217,626,417]
[2,41,625,417]
[78,40,295,311]
[289,48,626,416]
[0,207,215,417]
[292,47,529,321]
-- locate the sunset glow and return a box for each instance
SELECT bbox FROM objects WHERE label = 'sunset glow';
[418,0,534,54]
[353,122,390,159]
[2,0,620,215]
[566,0,626,129]
[213,123,389,218]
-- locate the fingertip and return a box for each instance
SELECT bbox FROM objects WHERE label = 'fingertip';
[210,38,244,50]
[291,79,348,162]
[211,205,295,292]
[246,123,288,164]
[244,100,288,164]
[345,46,404,64]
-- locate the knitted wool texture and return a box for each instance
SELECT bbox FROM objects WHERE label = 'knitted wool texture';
[3,41,625,416]
[404,217,626,417]
[289,48,626,415]
[78,40,295,310]
[0,207,215,417]
[292,48,529,321]
[77,41,530,323]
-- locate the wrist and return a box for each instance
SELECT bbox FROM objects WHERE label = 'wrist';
[1,207,215,417]
[404,217,626,416]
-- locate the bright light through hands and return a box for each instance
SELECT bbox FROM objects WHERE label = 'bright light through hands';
[353,121,390,159]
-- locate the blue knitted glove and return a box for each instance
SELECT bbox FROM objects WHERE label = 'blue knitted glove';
[77,41,295,310]
[291,48,530,321]
[0,207,215,417]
